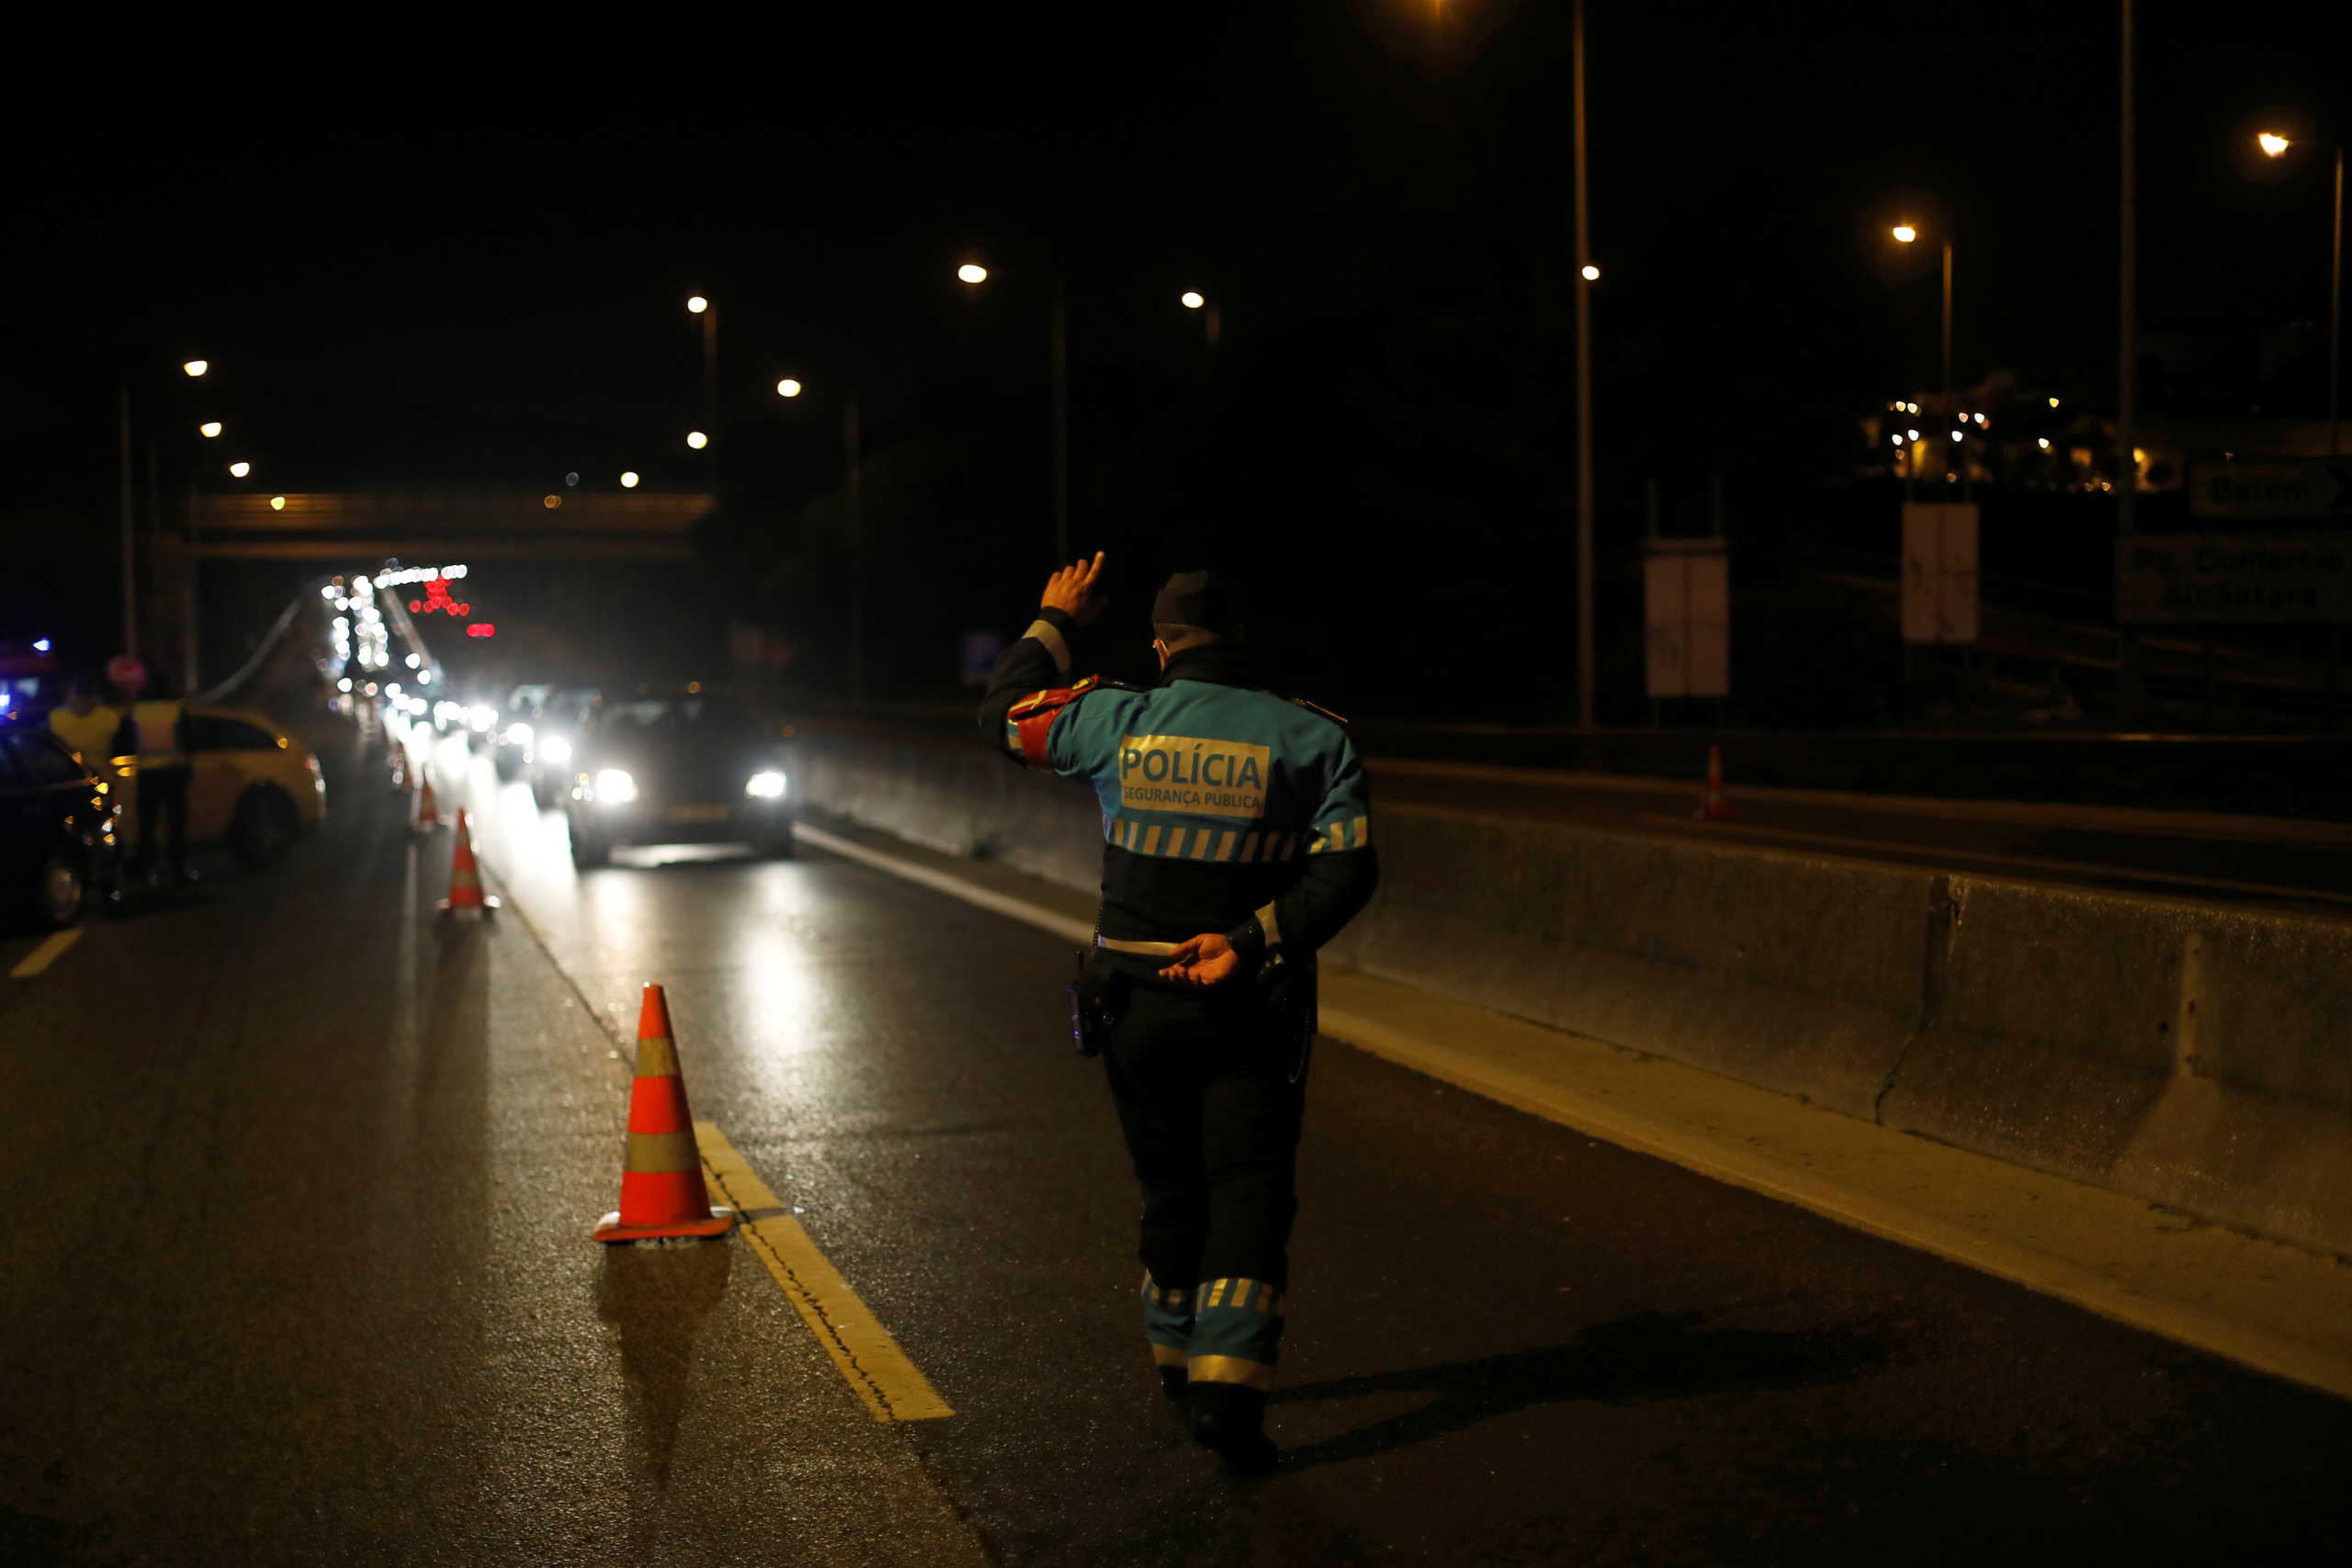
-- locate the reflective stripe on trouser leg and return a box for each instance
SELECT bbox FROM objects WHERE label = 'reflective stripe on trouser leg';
[1143,1273,1193,1368]
[1187,1278,1285,1390]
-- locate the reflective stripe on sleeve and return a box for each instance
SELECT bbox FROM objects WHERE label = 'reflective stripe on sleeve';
[1023,618,1071,673]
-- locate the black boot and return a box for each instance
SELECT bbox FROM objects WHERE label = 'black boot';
[1157,1366,1188,1405]
[1189,1382,1276,1475]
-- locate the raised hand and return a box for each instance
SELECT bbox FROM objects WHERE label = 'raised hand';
[1040,551,1108,626]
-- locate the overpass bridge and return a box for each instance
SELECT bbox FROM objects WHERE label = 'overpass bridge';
[149,490,713,689]
[186,489,712,562]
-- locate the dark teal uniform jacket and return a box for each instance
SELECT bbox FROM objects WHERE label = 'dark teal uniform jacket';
[978,607,1377,971]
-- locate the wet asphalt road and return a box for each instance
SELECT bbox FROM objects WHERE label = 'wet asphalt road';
[2,727,2347,1566]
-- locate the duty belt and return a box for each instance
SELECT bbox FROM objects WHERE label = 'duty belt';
[1095,935,1183,957]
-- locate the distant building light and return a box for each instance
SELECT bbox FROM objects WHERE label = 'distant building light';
[33,637,51,652]
[543,494,562,509]
[620,471,640,488]
[1181,291,1205,310]
[1579,264,1600,282]
[686,431,708,450]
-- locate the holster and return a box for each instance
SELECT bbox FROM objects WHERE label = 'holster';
[1253,949,1317,1085]
[1069,949,1126,1058]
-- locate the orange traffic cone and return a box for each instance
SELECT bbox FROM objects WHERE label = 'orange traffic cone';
[414,772,442,829]
[594,985,737,1243]
[1695,744,1735,821]
[437,807,501,915]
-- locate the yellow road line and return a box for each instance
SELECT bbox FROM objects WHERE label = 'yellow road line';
[695,1120,954,1422]
[9,929,83,979]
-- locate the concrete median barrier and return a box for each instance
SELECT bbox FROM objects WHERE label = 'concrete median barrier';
[797,721,2352,1258]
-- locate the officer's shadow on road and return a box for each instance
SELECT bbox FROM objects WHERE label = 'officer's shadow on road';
[1271,1309,1885,1472]
[595,1239,735,1490]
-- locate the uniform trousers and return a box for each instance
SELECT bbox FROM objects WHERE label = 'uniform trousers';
[1102,968,1310,1387]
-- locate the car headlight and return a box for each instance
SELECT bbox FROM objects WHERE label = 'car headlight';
[504,722,534,745]
[469,705,496,732]
[594,768,638,804]
[539,735,572,765]
[744,771,786,799]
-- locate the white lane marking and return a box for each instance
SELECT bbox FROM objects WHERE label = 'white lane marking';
[795,823,1094,943]
[10,929,84,979]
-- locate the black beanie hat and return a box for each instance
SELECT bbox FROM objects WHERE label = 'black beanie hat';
[1151,570,1243,637]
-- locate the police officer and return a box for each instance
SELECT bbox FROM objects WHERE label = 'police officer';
[979,553,1379,1473]
[129,674,198,885]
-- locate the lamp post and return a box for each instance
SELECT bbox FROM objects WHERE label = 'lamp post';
[2256,130,2345,453]
[957,260,1069,562]
[1573,0,1597,730]
[1889,222,1954,412]
[1180,290,1221,347]
[776,375,867,698]
[115,356,217,661]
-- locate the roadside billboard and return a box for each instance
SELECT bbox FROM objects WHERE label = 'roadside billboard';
[1901,502,1979,644]
[1645,539,1728,698]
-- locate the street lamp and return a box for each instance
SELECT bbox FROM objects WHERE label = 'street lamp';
[198,421,222,438]
[958,257,1069,559]
[1572,0,1597,728]
[685,431,708,450]
[1179,289,1221,346]
[270,495,286,511]
[771,371,868,698]
[1890,220,1955,409]
[228,460,251,479]
[620,471,640,489]
[2256,127,2344,452]
[182,359,208,378]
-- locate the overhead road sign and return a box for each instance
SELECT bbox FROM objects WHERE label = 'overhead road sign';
[2188,458,2352,520]
[2115,532,2352,624]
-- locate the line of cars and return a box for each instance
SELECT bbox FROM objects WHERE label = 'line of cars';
[457,682,797,869]
[0,702,324,930]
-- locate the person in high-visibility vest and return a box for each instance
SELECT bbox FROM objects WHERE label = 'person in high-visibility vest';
[47,673,125,773]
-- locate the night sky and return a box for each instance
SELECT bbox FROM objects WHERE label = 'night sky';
[5,3,2342,699]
